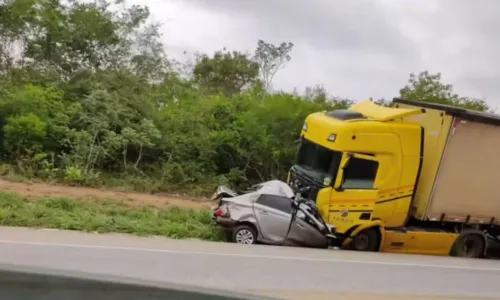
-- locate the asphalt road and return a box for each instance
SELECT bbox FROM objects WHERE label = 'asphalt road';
[0,227,498,300]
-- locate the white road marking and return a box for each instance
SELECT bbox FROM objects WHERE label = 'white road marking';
[0,239,498,272]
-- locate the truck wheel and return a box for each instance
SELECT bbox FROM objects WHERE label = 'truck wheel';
[232,225,257,245]
[351,228,380,252]
[450,231,486,258]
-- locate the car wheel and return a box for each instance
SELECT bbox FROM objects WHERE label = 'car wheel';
[232,225,257,245]
[351,228,380,252]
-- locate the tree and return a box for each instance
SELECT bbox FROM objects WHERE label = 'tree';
[400,71,489,112]
[373,98,391,107]
[304,85,328,103]
[0,0,167,79]
[193,49,260,97]
[254,40,294,91]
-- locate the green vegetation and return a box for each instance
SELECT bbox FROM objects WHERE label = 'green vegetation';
[0,0,491,196]
[0,191,224,240]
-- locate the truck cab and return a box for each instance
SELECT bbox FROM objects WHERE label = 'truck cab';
[288,100,425,250]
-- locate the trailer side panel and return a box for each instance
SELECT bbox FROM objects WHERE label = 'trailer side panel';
[426,119,500,225]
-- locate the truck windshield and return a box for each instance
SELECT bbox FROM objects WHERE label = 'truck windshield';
[295,138,341,185]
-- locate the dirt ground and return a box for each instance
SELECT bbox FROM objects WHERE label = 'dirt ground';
[0,179,212,209]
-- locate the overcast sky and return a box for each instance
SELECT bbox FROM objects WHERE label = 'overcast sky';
[131,0,500,108]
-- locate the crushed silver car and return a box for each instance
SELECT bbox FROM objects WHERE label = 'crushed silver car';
[211,180,336,248]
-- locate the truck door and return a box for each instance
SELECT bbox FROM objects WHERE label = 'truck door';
[329,153,379,234]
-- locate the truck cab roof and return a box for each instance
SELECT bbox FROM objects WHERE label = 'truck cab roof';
[302,100,423,152]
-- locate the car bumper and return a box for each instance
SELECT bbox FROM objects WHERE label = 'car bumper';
[212,216,237,233]
[212,215,235,225]
[211,206,237,228]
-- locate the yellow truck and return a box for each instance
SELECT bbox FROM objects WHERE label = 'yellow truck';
[288,98,500,258]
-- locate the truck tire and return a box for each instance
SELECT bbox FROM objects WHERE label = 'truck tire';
[450,231,486,258]
[351,228,380,252]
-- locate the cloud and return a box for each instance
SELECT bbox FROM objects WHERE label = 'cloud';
[134,0,500,106]
[181,0,417,58]
[418,0,500,103]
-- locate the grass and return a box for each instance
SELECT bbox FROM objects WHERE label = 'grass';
[0,191,225,241]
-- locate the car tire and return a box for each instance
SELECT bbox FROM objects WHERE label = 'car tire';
[351,228,380,252]
[450,230,486,258]
[232,225,257,245]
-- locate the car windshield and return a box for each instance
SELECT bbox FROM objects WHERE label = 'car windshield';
[295,138,341,185]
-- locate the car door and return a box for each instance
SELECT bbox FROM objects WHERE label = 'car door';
[253,194,293,243]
